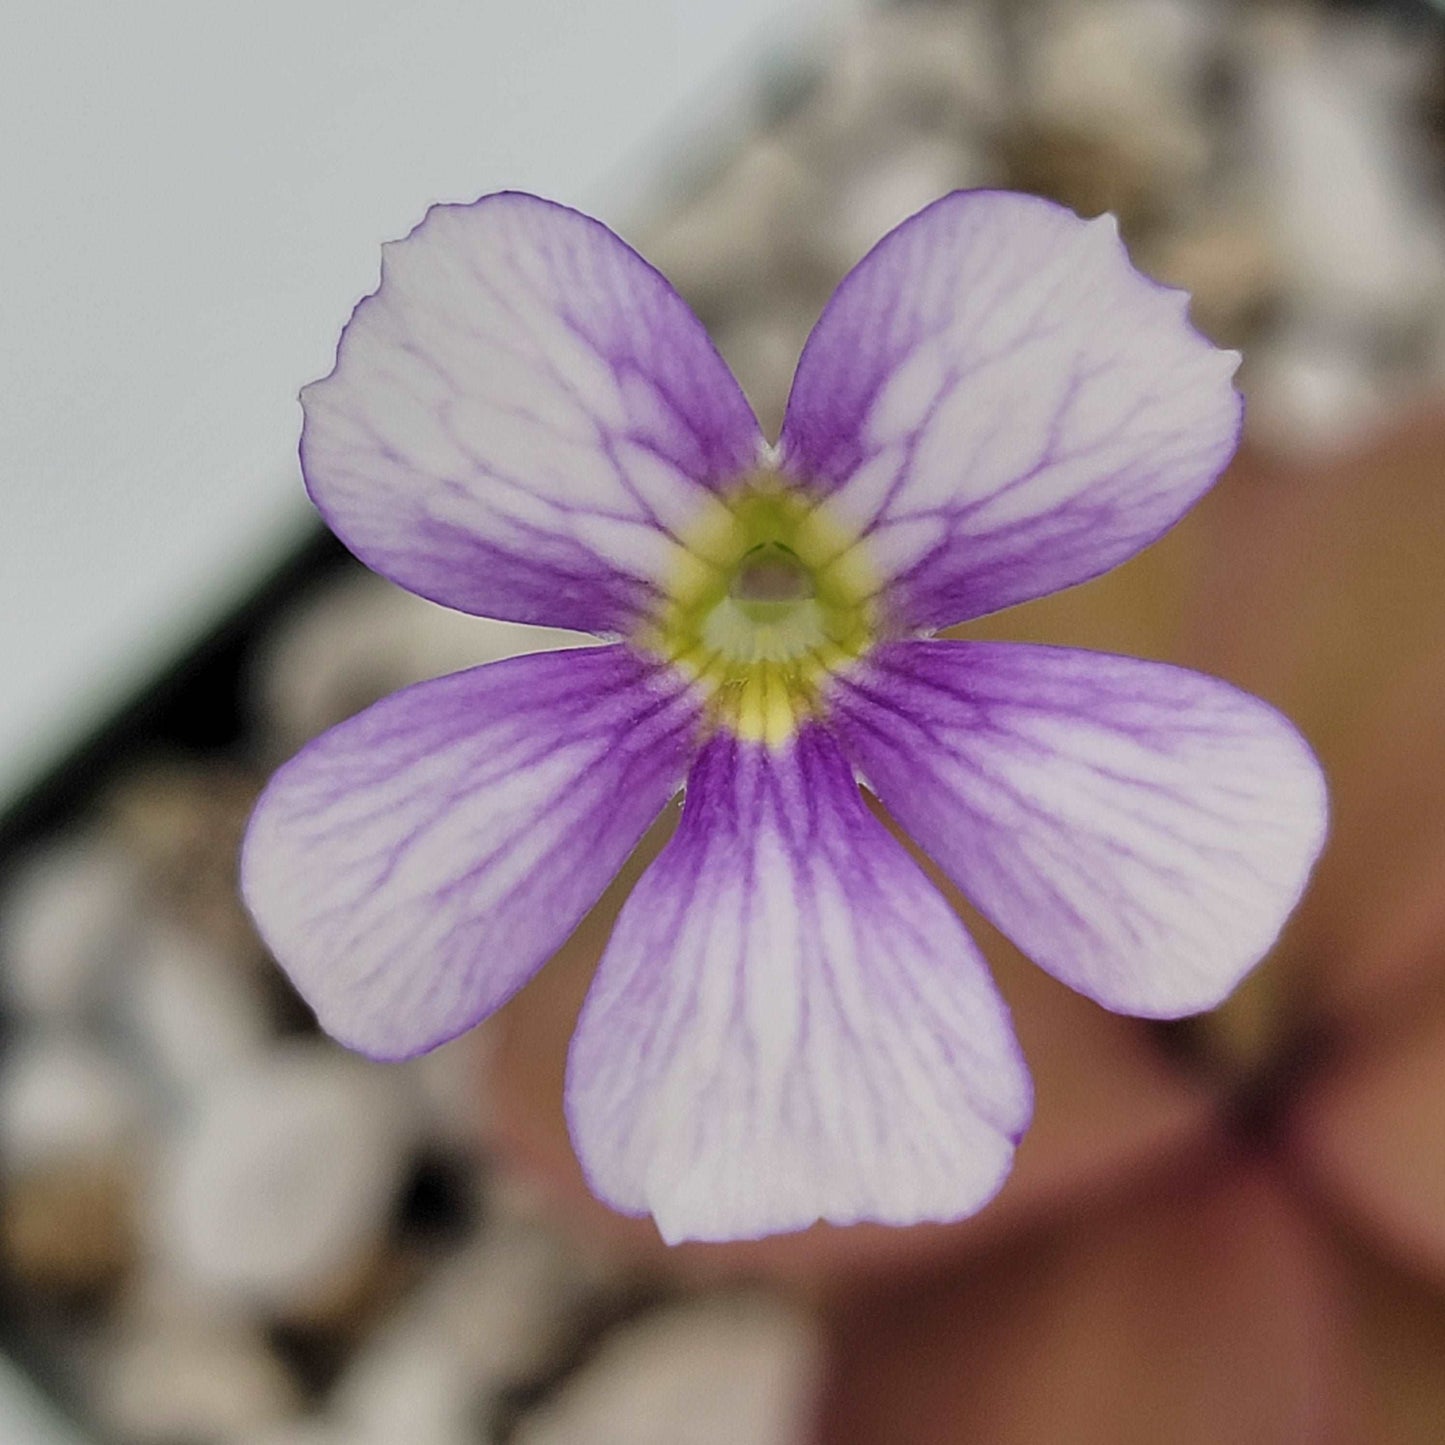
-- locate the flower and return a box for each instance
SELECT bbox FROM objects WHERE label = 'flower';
[241,190,1327,1245]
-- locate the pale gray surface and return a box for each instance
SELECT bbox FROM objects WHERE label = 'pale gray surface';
[0,1357,84,1445]
[0,0,844,807]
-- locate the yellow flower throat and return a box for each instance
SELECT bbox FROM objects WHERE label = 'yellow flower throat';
[637,474,879,747]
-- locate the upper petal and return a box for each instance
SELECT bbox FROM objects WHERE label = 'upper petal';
[830,641,1328,1017]
[565,725,1031,1245]
[241,644,698,1058]
[301,192,764,633]
[778,191,1242,631]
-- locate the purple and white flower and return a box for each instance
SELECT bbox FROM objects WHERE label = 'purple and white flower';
[242,190,1328,1244]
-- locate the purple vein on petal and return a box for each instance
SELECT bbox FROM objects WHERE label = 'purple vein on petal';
[301,192,763,635]
[565,723,1031,1244]
[778,190,1242,632]
[830,640,1328,1018]
[241,644,700,1060]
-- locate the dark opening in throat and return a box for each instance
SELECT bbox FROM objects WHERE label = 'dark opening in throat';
[728,542,815,604]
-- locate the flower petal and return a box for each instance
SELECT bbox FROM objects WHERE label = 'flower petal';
[241,645,698,1059]
[565,725,1032,1245]
[778,191,1242,630]
[831,641,1328,1017]
[301,192,763,633]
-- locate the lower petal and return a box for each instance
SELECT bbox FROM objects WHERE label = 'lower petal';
[241,645,697,1059]
[831,641,1328,1017]
[565,725,1032,1245]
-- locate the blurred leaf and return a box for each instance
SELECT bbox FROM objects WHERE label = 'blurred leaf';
[1294,998,1445,1291]
[816,1157,1361,1445]
[1335,1231,1445,1445]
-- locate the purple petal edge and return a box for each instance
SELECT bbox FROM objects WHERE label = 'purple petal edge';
[300,191,763,634]
[565,723,1031,1245]
[241,644,699,1060]
[779,190,1243,632]
[831,640,1328,1019]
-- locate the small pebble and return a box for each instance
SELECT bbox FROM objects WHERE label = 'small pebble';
[93,1319,299,1445]
[1006,0,1216,225]
[711,307,819,438]
[329,1324,482,1445]
[326,1213,620,1445]
[0,837,138,1022]
[0,1036,145,1301]
[0,1032,146,1171]
[116,923,270,1097]
[1141,215,1281,348]
[644,140,824,313]
[334,1216,603,1415]
[254,572,582,760]
[1244,320,1392,454]
[151,1046,413,1312]
[810,6,1008,136]
[1023,0,1219,129]
[105,762,263,962]
[236,1423,348,1445]
[1241,10,1445,331]
[395,1036,490,1150]
[512,1294,821,1445]
[0,1157,136,1300]
[823,133,992,274]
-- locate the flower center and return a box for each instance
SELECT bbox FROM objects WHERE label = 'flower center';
[638,473,878,746]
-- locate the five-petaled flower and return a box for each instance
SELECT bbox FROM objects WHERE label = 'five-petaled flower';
[241,190,1328,1245]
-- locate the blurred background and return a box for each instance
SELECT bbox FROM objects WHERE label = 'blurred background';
[3,0,1445,1440]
